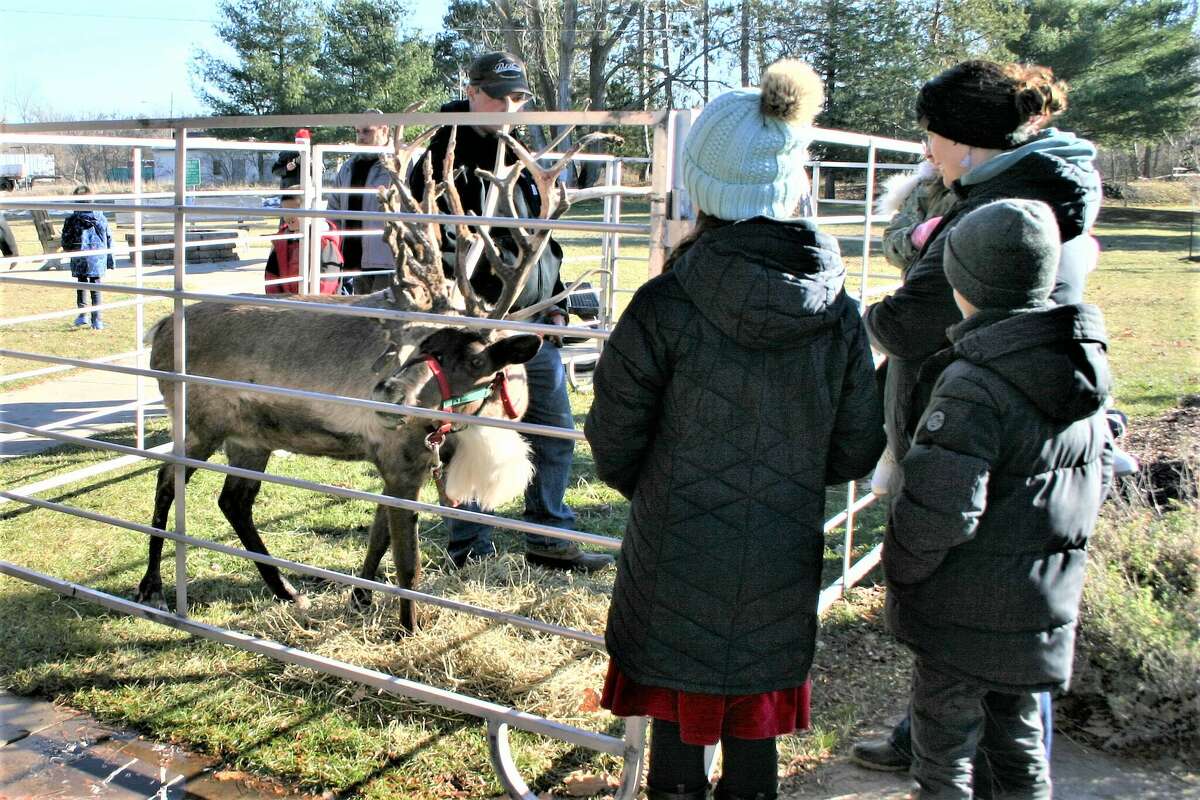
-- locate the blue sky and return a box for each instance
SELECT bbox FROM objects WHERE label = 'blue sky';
[0,0,447,121]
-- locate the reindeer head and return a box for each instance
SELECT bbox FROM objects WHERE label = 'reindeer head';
[370,328,538,428]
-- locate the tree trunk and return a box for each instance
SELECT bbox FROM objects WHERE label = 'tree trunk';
[661,0,673,108]
[702,0,711,101]
[740,0,750,85]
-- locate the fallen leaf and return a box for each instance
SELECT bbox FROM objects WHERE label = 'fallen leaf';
[579,687,601,713]
[563,771,618,797]
[214,770,252,782]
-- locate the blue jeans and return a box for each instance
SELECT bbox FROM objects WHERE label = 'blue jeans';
[446,339,577,562]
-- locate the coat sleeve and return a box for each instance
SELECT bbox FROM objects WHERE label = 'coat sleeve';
[880,182,926,270]
[826,301,886,484]
[105,217,115,269]
[883,368,1001,585]
[864,222,962,362]
[584,286,671,499]
[325,163,346,212]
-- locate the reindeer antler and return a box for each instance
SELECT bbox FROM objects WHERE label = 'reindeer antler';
[474,130,623,319]
[440,127,489,318]
[378,125,452,311]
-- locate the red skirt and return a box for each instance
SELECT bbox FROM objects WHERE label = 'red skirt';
[600,661,811,746]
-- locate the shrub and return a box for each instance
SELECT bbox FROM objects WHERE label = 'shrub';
[1069,462,1200,759]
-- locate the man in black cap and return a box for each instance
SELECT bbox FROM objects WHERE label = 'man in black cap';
[411,52,613,575]
[327,109,394,294]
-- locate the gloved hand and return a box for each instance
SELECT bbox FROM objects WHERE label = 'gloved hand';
[910,215,943,250]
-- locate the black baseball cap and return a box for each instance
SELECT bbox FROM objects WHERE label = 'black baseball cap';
[468,52,532,100]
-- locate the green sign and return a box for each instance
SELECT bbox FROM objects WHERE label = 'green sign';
[185,158,201,187]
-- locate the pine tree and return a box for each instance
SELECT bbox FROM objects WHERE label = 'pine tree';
[191,0,325,138]
[315,0,441,118]
[1011,0,1200,147]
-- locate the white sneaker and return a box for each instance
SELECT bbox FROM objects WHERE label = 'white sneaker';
[871,448,898,496]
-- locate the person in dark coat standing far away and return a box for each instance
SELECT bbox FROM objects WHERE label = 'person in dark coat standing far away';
[883,198,1113,799]
[585,60,885,800]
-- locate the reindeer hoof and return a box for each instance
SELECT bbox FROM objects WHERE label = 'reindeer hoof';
[133,582,169,614]
[291,594,311,612]
[349,588,373,613]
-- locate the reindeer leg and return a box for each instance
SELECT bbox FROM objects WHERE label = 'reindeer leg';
[382,479,424,632]
[137,432,220,610]
[350,504,389,611]
[217,443,305,608]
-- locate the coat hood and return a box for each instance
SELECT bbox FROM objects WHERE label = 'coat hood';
[944,304,1110,421]
[672,217,847,350]
[959,128,1101,235]
[71,211,105,230]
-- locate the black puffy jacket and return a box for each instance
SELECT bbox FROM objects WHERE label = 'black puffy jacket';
[865,129,1101,463]
[585,218,885,694]
[883,304,1113,692]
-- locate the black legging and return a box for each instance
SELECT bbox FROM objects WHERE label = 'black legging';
[648,718,778,799]
[76,275,100,309]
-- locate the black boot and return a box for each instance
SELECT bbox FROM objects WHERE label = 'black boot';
[647,784,709,800]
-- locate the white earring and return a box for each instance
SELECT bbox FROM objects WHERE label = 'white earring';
[959,150,973,169]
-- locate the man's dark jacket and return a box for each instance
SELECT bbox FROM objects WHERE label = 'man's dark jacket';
[411,100,565,314]
[884,304,1113,693]
[865,129,1101,463]
[585,218,885,694]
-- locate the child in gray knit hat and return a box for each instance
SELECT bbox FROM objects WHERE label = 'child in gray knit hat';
[882,197,1114,799]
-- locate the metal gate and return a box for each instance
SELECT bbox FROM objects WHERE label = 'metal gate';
[0,109,921,798]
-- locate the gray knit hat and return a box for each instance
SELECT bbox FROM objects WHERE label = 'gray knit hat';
[944,199,1061,311]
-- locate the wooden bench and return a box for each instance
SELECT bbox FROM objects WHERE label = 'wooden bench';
[30,210,64,269]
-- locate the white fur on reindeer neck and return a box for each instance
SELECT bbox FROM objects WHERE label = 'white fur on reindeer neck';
[443,426,534,510]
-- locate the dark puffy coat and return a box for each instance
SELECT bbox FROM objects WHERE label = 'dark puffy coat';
[865,129,1101,462]
[63,211,114,279]
[585,218,885,695]
[411,100,565,314]
[884,304,1113,692]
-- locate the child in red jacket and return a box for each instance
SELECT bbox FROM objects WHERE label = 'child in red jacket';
[264,195,343,295]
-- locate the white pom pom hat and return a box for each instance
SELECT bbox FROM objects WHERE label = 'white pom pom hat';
[681,60,824,221]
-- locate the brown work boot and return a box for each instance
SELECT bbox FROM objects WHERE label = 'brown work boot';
[525,543,614,573]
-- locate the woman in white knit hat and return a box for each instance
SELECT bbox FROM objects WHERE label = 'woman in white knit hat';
[584,62,885,800]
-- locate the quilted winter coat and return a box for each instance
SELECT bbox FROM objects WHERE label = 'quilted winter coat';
[884,305,1113,692]
[585,217,885,695]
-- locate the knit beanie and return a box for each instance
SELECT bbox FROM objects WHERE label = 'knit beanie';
[943,199,1061,311]
[916,60,1026,150]
[681,60,823,221]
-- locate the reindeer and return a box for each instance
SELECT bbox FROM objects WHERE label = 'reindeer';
[136,124,616,631]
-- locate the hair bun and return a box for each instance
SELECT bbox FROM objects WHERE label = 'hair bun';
[759,60,824,125]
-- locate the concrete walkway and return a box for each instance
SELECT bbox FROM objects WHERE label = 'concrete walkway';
[0,692,317,800]
[2,254,266,460]
[782,733,1200,799]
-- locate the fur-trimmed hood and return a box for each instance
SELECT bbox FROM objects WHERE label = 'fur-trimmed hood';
[876,161,938,215]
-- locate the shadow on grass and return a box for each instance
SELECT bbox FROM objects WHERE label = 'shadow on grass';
[1097,207,1196,228]
[1096,234,1191,255]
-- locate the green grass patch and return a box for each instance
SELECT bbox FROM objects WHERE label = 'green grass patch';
[1089,207,1200,418]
